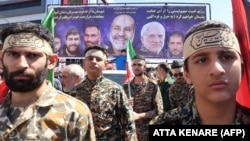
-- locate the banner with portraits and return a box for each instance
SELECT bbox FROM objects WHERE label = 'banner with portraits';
[52,3,210,63]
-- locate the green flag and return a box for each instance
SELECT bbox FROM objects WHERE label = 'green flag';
[42,8,55,86]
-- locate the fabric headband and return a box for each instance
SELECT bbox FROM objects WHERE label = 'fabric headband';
[132,59,146,65]
[183,27,241,59]
[85,49,107,59]
[2,33,53,55]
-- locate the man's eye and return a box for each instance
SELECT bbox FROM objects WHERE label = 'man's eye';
[27,53,40,58]
[158,35,163,39]
[197,58,207,64]
[222,55,234,60]
[124,28,132,32]
[87,57,94,60]
[149,35,155,38]
[96,58,103,62]
[6,52,18,57]
[113,27,120,31]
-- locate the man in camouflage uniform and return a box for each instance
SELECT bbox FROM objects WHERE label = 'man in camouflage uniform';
[70,45,137,141]
[0,22,96,140]
[123,55,163,141]
[169,60,193,109]
[155,62,172,111]
[150,20,250,125]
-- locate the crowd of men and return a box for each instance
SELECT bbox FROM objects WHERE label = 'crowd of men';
[0,19,249,141]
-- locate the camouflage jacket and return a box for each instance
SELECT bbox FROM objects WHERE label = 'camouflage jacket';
[0,81,96,141]
[149,96,250,125]
[123,76,163,141]
[169,77,193,109]
[70,75,137,141]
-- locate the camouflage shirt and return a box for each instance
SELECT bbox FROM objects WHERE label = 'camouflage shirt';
[70,75,137,141]
[149,96,250,125]
[123,76,163,141]
[0,81,96,141]
[169,77,193,109]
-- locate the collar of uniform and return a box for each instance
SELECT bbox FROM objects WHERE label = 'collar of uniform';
[34,80,57,107]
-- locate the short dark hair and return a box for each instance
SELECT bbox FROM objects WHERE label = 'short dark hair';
[158,62,170,72]
[54,33,61,39]
[83,45,108,58]
[121,49,126,53]
[171,60,182,69]
[168,31,184,42]
[84,24,100,32]
[66,28,80,39]
[146,67,155,73]
[132,54,145,61]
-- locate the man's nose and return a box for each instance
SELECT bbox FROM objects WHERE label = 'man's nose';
[209,59,225,77]
[15,56,29,69]
[118,29,125,36]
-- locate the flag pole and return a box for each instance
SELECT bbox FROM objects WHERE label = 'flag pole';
[125,61,132,98]
[128,79,132,98]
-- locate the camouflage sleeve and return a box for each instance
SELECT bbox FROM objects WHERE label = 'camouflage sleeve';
[149,104,192,125]
[149,107,181,125]
[70,102,96,141]
[169,85,176,109]
[123,84,129,98]
[116,87,138,141]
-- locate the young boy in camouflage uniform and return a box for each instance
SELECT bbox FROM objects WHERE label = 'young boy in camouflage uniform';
[150,20,250,125]
[70,45,137,141]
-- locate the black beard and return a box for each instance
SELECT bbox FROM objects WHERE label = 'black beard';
[170,51,182,58]
[3,64,48,92]
[134,71,144,77]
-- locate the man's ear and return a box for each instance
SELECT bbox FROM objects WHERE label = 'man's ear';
[104,60,109,69]
[47,54,58,69]
[143,64,147,70]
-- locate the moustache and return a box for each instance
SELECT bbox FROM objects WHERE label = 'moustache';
[10,70,32,77]
[114,35,126,40]
[69,44,78,47]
